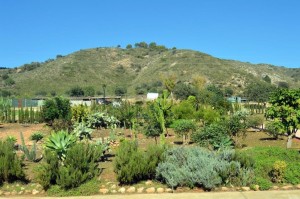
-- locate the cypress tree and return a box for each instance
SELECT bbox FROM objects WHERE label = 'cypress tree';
[19,107,24,123]
[24,108,29,123]
[12,107,16,123]
[30,107,34,123]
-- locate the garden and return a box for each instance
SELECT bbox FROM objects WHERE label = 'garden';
[0,86,300,196]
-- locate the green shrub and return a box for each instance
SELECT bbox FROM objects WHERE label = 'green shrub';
[255,177,272,190]
[36,150,58,189]
[5,135,17,143]
[37,143,101,189]
[52,119,72,132]
[30,132,44,142]
[56,143,100,189]
[0,140,25,184]
[41,97,71,125]
[192,122,233,150]
[247,114,264,128]
[71,104,90,123]
[46,178,99,196]
[265,120,285,139]
[284,162,300,185]
[114,140,165,184]
[270,160,287,183]
[143,144,166,179]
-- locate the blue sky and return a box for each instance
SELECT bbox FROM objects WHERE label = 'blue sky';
[1,0,300,68]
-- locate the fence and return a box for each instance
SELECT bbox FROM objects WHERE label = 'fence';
[11,99,43,108]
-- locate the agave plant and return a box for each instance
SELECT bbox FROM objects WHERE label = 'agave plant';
[73,122,93,140]
[44,130,77,161]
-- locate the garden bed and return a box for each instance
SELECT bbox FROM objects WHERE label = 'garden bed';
[1,123,300,197]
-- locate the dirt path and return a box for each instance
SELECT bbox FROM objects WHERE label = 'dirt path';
[10,190,300,199]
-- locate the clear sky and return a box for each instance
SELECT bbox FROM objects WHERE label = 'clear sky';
[1,0,300,68]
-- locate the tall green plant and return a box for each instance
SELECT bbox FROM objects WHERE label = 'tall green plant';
[154,90,172,136]
[30,107,35,123]
[12,107,16,123]
[0,97,11,122]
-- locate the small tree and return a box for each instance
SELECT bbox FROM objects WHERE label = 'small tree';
[84,86,95,97]
[41,97,71,125]
[227,111,248,146]
[115,86,127,96]
[68,86,85,97]
[126,44,132,49]
[265,120,285,139]
[152,90,173,137]
[265,89,300,147]
[172,119,196,144]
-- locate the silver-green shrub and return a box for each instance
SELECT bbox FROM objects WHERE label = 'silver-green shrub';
[156,147,254,190]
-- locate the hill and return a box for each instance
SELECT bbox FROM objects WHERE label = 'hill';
[0,44,299,97]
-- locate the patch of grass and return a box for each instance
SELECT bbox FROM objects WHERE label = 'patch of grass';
[240,131,300,148]
[239,147,300,186]
[46,178,100,197]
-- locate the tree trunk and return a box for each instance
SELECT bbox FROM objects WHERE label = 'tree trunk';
[287,135,293,149]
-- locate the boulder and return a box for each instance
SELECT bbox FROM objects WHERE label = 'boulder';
[127,186,136,193]
[221,187,229,191]
[99,188,109,194]
[137,187,145,193]
[111,190,117,194]
[157,188,164,193]
[241,187,250,191]
[281,185,293,190]
[118,187,126,193]
[4,192,11,196]
[11,191,17,195]
[110,184,117,189]
[146,187,156,193]
[253,185,260,191]
[165,188,173,193]
[145,180,153,185]
[32,189,40,195]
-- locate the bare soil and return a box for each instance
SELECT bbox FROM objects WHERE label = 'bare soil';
[0,123,51,145]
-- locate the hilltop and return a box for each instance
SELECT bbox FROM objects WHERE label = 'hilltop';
[0,43,299,97]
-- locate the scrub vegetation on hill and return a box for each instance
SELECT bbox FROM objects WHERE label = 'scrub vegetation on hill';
[0,42,299,97]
